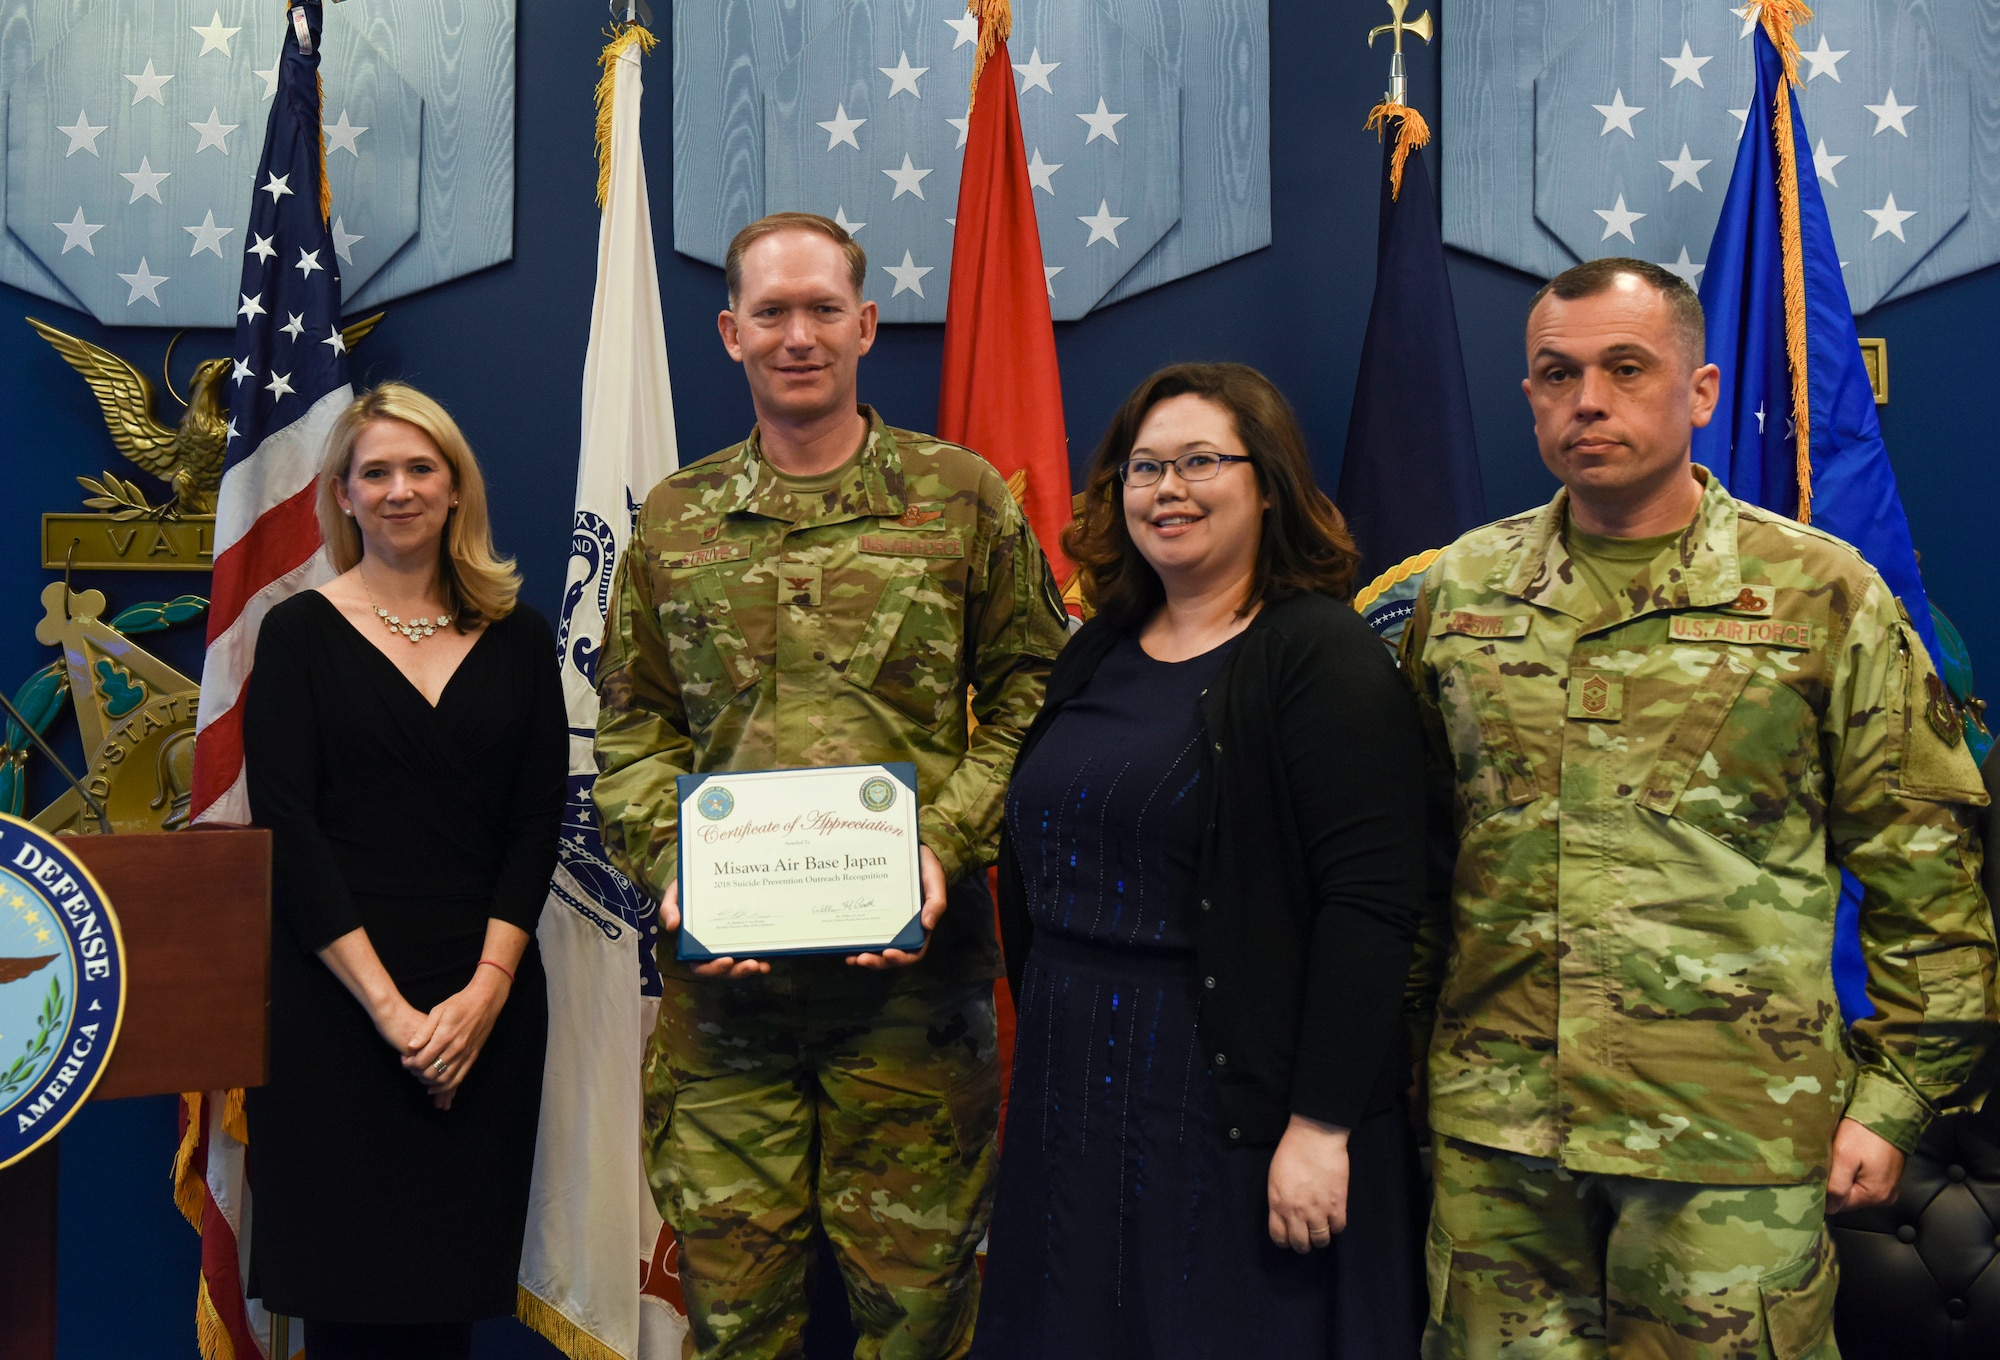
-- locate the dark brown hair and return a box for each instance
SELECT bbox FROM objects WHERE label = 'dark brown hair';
[1064,362,1360,631]
[1528,256,1706,368]
[724,212,867,308]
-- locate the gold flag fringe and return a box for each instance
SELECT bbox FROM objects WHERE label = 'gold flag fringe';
[516,1284,629,1360]
[1760,0,1815,520]
[595,24,657,209]
[195,1270,239,1360]
[1353,547,1443,616]
[1363,101,1432,202]
[967,0,1012,111]
[314,72,332,225]
[173,1091,205,1229]
[223,1085,249,1144]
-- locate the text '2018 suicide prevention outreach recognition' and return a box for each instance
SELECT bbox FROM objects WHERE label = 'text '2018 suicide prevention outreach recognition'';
[675,763,924,960]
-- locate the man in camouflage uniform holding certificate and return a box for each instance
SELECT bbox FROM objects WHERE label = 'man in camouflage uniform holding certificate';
[593,212,1067,1358]
[1402,258,1998,1359]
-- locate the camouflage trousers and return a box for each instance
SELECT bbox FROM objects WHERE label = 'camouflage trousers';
[644,976,1000,1360]
[1423,1137,1839,1360]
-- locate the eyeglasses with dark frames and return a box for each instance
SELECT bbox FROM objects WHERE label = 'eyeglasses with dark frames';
[1116,452,1253,487]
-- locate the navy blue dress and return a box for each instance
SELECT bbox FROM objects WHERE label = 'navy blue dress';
[973,633,1396,1359]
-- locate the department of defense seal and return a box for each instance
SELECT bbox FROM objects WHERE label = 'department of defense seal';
[859,776,896,813]
[0,814,125,1169]
[696,785,735,821]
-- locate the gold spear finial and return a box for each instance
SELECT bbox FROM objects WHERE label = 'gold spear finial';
[1367,0,1434,107]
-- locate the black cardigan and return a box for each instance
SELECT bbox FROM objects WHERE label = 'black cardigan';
[996,591,1429,1144]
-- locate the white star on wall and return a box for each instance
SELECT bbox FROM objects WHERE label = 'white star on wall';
[332,218,365,263]
[1592,89,1644,138]
[255,63,279,100]
[120,157,171,203]
[1593,193,1645,241]
[1660,42,1712,89]
[119,258,168,305]
[883,154,933,199]
[1044,264,1063,297]
[1026,148,1062,194]
[1731,5,1761,39]
[125,60,174,106]
[1864,193,1915,241]
[943,15,978,49]
[1663,247,1704,285]
[833,206,866,236]
[323,111,368,157]
[191,11,240,58]
[817,105,865,151]
[56,109,107,157]
[189,107,238,155]
[1728,108,1749,140]
[1013,49,1059,95]
[1079,200,1128,247]
[1812,139,1846,187]
[1077,98,1127,145]
[184,210,233,257]
[1864,89,1916,136]
[53,207,103,255]
[883,250,932,297]
[946,113,970,148]
[1659,144,1711,191]
[1799,35,1849,82]
[879,52,928,99]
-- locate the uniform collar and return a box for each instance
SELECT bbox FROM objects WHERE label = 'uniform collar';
[722,405,906,524]
[1501,464,1745,628]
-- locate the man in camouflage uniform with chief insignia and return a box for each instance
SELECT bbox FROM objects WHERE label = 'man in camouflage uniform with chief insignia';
[593,212,1067,1357]
[1402,258,1999,1358]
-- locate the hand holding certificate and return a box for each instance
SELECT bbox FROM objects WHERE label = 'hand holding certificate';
[675,763,931,965]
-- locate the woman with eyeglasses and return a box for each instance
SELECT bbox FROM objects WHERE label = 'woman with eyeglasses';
[971,363,1429,1357]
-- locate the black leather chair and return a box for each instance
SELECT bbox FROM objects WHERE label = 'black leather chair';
[1831,745,2000,1358]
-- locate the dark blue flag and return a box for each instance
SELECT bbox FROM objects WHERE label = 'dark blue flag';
[1339,132,1485,645]
[1693,25,1939,662]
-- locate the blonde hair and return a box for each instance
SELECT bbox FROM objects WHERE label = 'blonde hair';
[315,382,521,627]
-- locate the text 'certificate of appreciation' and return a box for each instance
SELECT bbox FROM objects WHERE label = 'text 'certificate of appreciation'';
[675,763,924,961]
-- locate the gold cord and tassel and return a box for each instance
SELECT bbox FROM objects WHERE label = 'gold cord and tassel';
[173,1091,206,1229]
[1759,0,1816,521]
[1363,101,1431,202]
[594,23,657,209]
[966,0,1012,111]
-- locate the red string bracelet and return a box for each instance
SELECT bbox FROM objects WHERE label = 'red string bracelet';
[478,959,515,983]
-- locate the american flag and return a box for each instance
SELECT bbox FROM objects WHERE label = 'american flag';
[179,8,347,1359]
[190,0,351,826]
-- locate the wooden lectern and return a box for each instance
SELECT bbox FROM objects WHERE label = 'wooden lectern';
[0,829,270,1360]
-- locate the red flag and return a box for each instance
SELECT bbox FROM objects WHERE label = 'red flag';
[938,8,1072,582]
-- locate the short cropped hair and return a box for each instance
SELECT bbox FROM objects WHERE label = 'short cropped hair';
[1528,256,1706,369]
[316,382,521,628]
[724,212,868,308]
[1065,362,1362,630]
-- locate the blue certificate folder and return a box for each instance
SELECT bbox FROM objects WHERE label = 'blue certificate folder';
[674,762,926,961]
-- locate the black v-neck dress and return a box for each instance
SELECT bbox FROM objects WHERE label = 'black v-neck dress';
[242,590,566,1323]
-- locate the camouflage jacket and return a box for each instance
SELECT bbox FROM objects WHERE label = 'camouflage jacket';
[593,407,1068,989]
[1401,467,1998,1183]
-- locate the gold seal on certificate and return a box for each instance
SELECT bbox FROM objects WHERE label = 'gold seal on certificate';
[674,763,925,960]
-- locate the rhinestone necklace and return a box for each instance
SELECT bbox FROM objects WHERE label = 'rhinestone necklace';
[360,568,452,644]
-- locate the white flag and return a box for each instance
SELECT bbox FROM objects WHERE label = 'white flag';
[517,25,686,1360]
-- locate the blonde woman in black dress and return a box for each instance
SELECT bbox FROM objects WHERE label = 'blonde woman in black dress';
[243,383,565,1360]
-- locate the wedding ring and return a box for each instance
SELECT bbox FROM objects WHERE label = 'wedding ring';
[435,1059,449,1075]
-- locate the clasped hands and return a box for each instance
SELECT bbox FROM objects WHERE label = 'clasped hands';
[371,966,511,1111]
[661,844,950,979]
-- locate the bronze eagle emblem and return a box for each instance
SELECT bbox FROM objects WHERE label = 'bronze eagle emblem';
[27,313,386,519]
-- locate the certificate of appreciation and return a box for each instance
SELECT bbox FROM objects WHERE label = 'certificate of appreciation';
[674,763,925,960]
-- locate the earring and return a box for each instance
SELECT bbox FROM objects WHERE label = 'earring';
[344,507,354,516]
